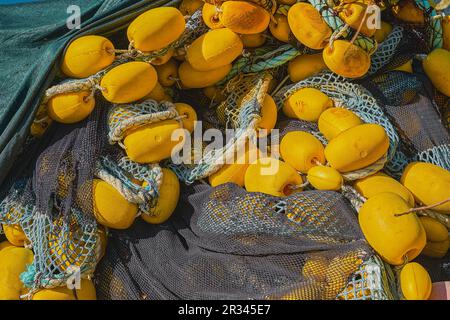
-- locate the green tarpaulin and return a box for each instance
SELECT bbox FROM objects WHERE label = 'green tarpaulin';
[0,0,178,186]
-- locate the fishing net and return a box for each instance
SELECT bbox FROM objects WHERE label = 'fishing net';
[0,105,107,293]
[362,70,450,174]
[95,183,396,300]
[0,99,165,295]
[1,0,448,302]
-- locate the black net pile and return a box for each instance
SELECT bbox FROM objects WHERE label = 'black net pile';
[95,183,384,300]
[362,70,450,174]
[0,100,111,290]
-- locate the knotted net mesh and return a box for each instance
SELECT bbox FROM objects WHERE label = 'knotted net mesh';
[95,183,395,300]
[362,70,450,174]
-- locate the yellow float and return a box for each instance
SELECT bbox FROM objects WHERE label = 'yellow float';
[358,192,426,265]
[142,168,180,224]
[178,61,231,88]
[127,7,186,52]
[401,162,450,213]
[283,88,333,122]
[288,53,327,83]
[318,107,362,141]
[61,35,115,78]
[244,158,303,197]
[288,3,332,49]
[353,172,415,207]
[0,246,34,300]
[324,124,389,172]
[123,103,197,163]
[400,262,432,300]
[219,1,270,35]
[280,131,325,173]
[186,28,243,71]
[47,91,95,124]
[100,61,158,104]
[93,179,138,229]
[422,48,450,97]
[307,166,343,191]
[32,278,97,300]
[323,40,371,78]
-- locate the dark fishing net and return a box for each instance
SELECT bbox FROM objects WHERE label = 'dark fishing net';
[0,100,110,292]
[95,183,396,300]
[362,70,450,175]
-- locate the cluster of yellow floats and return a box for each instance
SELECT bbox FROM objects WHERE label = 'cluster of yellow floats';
[1,0,450,300]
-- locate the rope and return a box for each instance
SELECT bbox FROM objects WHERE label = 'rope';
[289,180,310,190]
[341,154,388,181]
[329,24,350,50]
[394,197,450,217]
[218,45,300,85]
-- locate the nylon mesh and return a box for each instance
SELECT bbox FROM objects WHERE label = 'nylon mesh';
[95,183,395,300]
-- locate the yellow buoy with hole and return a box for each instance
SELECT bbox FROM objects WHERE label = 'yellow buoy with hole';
[280,131,325,173]
[358,192,426,265]
[244,158,303,197]
[174,102,197,133]
[150,49,174,66]
[123,103,196,163]
[61,35,115,78]
[48,91,95,124]
[202,3,224,29]
[339,1,377,37]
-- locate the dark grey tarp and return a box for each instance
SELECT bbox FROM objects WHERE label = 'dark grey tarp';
[0,0,178,186]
